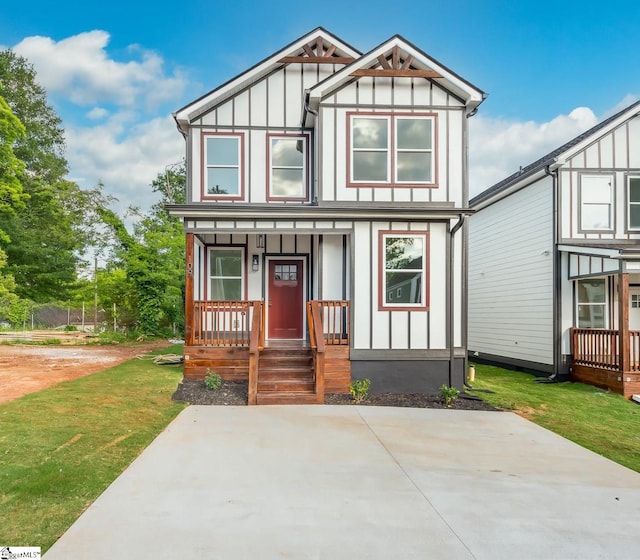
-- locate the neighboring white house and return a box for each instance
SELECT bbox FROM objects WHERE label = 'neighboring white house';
[169,27,485,403]
[468,99,640,398]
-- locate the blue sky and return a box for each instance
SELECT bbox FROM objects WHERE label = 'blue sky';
[2,0,640,211]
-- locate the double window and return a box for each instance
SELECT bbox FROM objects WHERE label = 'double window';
[203,133,243,199]
[348,113,436,187]
[268,134,308,200]
[577,278,607,328]
[209,248,243,300]
[579,175,613,231]
[379,231,428,310]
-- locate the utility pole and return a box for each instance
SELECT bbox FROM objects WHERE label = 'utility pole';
[94,257,98,332]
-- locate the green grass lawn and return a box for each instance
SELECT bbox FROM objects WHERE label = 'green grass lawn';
[471,363,640,473]
[0,344,187,553]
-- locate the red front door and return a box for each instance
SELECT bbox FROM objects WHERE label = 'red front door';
[268,260,303,339]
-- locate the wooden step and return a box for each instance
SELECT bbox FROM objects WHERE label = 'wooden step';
[258,378,315,392]
[256,392,319,405]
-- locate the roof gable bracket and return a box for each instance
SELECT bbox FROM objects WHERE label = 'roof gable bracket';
[278,37,356,65]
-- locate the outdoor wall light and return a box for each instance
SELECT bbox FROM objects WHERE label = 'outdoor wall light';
[256,234,265,248]
[252,254,260,271]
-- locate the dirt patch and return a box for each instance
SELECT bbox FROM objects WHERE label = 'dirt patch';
[0,342,170,404]
[172,378,498,410]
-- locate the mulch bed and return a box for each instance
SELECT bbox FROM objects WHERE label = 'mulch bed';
[172,378,497,411]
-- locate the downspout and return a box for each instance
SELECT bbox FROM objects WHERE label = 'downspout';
[546,163,562,380]
[448,213,465,387]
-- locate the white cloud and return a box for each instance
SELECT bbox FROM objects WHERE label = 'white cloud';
[12,31,187,109]
[469,106,598,197]
[86,107,109,120]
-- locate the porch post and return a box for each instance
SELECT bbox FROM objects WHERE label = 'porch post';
[185,233,195,347]
[618,272,630,373]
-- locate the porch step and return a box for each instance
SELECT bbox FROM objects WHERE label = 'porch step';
[256,346,318,405]
[256,392,319,405]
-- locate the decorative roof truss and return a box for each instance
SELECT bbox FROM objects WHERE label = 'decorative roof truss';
[278,37,356,64]
[351,46,442,78]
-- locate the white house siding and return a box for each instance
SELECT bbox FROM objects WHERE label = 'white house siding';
[188,64,343,204]
[560,113,640,242]
[469,176,554,366]
[318,78,466,205]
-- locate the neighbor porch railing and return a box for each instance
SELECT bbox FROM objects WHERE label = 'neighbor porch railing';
[571,328,640,372]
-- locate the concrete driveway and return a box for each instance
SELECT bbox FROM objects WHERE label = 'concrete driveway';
[44,406,640,559]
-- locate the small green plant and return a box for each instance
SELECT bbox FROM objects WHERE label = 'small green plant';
[440,384,460,408]
[64,324,78,332]
[349,378,371,403]
[204,370,222,391]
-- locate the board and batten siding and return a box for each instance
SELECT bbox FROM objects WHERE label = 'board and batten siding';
[187,63,343,204]
[469,176,554,365]
[318,77,466,206]
[560,113,640,241]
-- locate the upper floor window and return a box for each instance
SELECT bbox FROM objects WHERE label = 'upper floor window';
[348,112,436,188]
[378,231,429,311]
[203,133,244,199]
[579,174,613,231]
[628,176,640,230]
[268,134,309,200]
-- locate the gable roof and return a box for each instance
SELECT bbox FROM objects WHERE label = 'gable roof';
[173,27,360,132]
[305,34,486,118]
[470,99,640,208]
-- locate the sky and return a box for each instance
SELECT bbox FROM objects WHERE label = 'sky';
[2,0,640,214]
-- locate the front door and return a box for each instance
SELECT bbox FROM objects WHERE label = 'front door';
[631,287,640,330]
[268,259,303,339]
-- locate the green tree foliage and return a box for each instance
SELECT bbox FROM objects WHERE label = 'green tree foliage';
[100,166,186,335]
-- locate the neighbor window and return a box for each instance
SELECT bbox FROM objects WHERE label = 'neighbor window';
[203,133,243,198]
[209,248,243,300]
[580,175,613,230]
[349,113,436,186]
[379,232,428,310]
[268,135,308,199]
[577,278,607,328]
[628,177,640,230]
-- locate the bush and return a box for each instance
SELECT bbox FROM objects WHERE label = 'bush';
[349,378,371,403]
[64,324,78,331]
[440,385,460,408]
[204,371,222,391]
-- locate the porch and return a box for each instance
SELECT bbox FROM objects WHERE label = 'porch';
[183,299,351,404]
[570,328,640,398]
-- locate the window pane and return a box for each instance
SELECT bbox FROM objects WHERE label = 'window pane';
[578,279,606,304]
[271,138,304,167]
[271,168,304,197]
[581,177,611,203]
[353,152,387,181]
[397,119,432,149]
[630,178,640,202]
[207,137,238,165]
[210,250,242,276]
[397,152,432,182]
[385,237,423,270]
[207,168,239,195]
[581,204,610,229]
[353,118,388,149]
[630,204,640,229]
[386,271,422,304]
[210,278,242,300]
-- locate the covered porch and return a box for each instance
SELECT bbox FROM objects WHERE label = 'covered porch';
[183,299,351,404]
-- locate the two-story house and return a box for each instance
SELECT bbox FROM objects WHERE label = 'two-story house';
[169,28,485,404]
[468,99,640,398]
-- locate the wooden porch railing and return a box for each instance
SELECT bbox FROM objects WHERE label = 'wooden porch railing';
[248,301,264,406]
[307,301,325,404]
[571,328,640,371]
[190,300,263,347]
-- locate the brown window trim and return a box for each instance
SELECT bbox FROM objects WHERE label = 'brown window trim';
[377,230,430,312]
[266,133,311,202]
[347,111,438,189]
[201,131,245,201]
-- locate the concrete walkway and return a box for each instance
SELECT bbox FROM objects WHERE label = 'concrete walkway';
[44,406,640,559]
